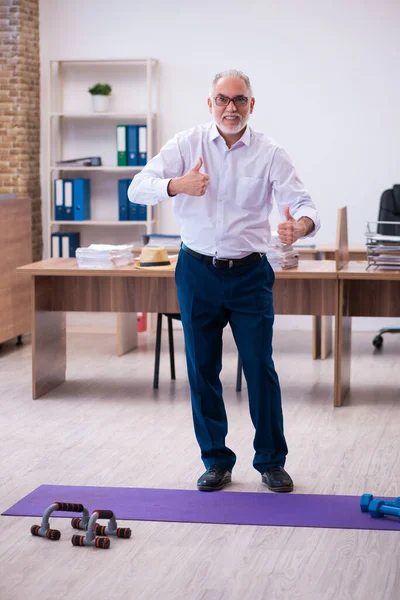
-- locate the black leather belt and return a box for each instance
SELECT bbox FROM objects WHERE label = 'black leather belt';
[181,243,264,269]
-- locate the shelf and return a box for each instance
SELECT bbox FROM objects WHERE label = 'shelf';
[51,220,155,226]
[47,55,159,286]
[50,58,158,65]
[50,113,156,120]
[47,56,160,344]
[51,166,142,172]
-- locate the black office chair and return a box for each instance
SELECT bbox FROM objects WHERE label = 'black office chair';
[372,185,400,349]
[153,312,243,391]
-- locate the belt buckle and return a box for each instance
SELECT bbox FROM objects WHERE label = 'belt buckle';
[213,255,233,269]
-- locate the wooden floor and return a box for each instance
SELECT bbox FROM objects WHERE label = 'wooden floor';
[1,326,400,600]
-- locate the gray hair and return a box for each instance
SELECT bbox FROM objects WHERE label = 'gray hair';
[210,69,253,97]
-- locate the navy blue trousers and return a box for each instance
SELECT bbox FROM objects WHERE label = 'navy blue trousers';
[175,248,288,474]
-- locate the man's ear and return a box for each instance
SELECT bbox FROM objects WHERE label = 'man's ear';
[250,97,255,114]
[207,97,212,113]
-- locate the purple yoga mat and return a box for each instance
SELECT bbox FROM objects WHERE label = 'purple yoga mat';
[2,485,400,531]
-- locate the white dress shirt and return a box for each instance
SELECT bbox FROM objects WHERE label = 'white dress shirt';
[128,121,320,259]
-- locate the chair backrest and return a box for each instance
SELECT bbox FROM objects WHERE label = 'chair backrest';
[335,206,349,270]
[377,186,400,235]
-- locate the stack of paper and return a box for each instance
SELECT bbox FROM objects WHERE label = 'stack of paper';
[266,233,299,270]
[141,233,181,248]
[76,243,135,268]
[365,222,400,270]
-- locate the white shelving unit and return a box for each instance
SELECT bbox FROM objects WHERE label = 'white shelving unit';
[47,58,160,353]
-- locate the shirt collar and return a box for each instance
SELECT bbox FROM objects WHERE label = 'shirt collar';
[209,121,252,147]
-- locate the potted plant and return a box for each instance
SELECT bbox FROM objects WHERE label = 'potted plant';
[88,83,112,113]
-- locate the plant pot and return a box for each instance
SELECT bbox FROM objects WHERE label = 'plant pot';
[91,94,111,113]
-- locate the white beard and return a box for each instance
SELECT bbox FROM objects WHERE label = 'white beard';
[213,108,250,135]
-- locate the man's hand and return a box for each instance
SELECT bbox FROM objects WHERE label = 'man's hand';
[168,157,209,196]
[277,207,314,245]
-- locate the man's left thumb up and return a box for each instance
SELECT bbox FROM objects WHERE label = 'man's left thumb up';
[284,206,294,221]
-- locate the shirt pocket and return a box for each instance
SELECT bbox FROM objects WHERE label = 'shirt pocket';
[236,176,265,209]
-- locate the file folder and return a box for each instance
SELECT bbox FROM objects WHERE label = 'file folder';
[61,232,80,257]
[72,179,91,221]
[63,180,73,220]
[118,179,130,221]
[138,125,147,166]
[54,179,64,220]
[127,125,138,166]
[129,202,147,221]
[51,233,61,257]
[117,125,127,166]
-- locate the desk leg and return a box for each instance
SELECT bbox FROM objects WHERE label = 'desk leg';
[321,316,333,359]
[312,316,321,359]
[334,280,352,406]
[311,250,332,360]
[116,313,138,356]
[312,316,332,359]
[31,277,66,399]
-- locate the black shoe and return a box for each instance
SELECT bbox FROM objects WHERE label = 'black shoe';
[197,465,232,492]
[261,466,293,493]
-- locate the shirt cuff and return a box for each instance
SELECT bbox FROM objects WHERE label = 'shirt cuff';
[155,178,173,203]
[292,208,320,238]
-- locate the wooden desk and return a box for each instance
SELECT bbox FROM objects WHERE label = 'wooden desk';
[134,245,367,361]
[18,258,337,400]
[335,261,400,406]
[133,245,367,260]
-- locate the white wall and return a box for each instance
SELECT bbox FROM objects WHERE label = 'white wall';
[39,0,400,331]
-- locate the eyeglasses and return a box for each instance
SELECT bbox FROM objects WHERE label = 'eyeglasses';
[213,95,249,108]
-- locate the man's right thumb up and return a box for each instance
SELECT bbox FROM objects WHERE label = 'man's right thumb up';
[191,157,203,171]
